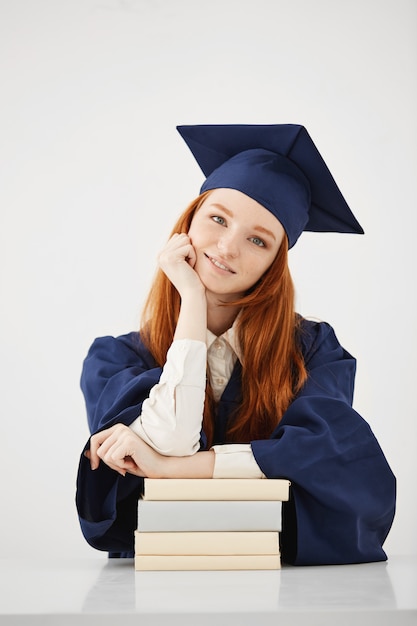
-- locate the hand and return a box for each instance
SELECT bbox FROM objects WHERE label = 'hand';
[85,423,215,479]
[158,233,205,298]
[86,424,166,478]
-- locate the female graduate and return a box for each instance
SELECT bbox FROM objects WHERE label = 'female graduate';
[76,124,396,565]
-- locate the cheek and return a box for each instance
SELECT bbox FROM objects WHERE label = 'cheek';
[187,225,197,246]
[245,253,276,282]
[188,231,201,249]
[187,217,203,240]
[249,248,275,269]
[188,221,215,247]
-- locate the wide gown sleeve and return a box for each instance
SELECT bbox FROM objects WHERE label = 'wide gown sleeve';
[80,332,163,434]
[76,332,166,554]
[251,321,396,566]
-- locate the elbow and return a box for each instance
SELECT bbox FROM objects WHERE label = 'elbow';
[131,416,202,456]
[156,432,201,457]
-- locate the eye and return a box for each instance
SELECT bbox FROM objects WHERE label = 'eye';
[212,215,226,226]
[249,236,266,248]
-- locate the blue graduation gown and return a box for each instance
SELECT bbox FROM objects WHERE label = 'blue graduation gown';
[75,319,396,565]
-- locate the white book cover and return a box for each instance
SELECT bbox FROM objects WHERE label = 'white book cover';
[137,500,282,532]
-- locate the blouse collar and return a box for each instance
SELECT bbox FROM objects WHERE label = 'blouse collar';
[206,316,243,362]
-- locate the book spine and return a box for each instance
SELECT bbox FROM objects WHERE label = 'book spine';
[134,554,281,571]
[134,531,280,555]
[137,500,282,532]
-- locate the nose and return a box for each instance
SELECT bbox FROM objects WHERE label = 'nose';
[217,231,239,258]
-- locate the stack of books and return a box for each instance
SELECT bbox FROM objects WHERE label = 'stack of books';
[134,478,290,571]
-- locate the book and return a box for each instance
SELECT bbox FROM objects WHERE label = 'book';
[134,479,288,570]
[134,554,281,571]
[142,478,290,501]
[137,500,282,532]
[134,530,279,555]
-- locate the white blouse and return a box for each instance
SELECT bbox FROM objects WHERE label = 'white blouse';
[129,329,265,478]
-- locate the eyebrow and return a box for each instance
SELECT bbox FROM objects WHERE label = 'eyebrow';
[253,225,277,241]
[211,203,277,241]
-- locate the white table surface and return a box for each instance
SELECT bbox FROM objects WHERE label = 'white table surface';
[0,555,416,625]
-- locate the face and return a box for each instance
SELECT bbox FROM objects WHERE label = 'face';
[187,188,285,301]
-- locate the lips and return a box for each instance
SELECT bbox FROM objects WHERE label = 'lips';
[204,253,236,274]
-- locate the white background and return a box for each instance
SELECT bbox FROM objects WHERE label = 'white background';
[0,0,416,560]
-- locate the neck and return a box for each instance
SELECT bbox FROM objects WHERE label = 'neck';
[206,293,241,336]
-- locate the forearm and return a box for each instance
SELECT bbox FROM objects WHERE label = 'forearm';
[159,450,215,478]
[130,339,207,456]
[89,426,263,481]
[155,445,264,479]
[155,446,263,479]
[130,290,207,456]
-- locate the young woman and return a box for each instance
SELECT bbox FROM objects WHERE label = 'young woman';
[76,124,396,565]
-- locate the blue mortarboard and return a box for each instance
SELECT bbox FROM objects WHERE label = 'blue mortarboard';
[177,124,364,248]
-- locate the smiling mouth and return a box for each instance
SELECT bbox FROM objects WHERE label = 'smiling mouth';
[205,254,236,274]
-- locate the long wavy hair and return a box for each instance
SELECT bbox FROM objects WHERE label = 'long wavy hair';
[140,192,307,446]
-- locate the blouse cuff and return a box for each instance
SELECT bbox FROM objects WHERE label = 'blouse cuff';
[211,444,266,478]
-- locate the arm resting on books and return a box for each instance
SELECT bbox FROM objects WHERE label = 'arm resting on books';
[87,425,266,479]
[87,423,215,478]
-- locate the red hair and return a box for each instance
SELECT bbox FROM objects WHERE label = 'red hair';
[140,193,307,446]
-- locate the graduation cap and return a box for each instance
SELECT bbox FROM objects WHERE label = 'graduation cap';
[177,124,364,248]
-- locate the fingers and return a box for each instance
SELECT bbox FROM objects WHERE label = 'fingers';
[88,424,141,477]
[158,233,194,267]
[86,424,167,478]
[157,234,203,295]
[184,237,197,268]
[87,430,105,470]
